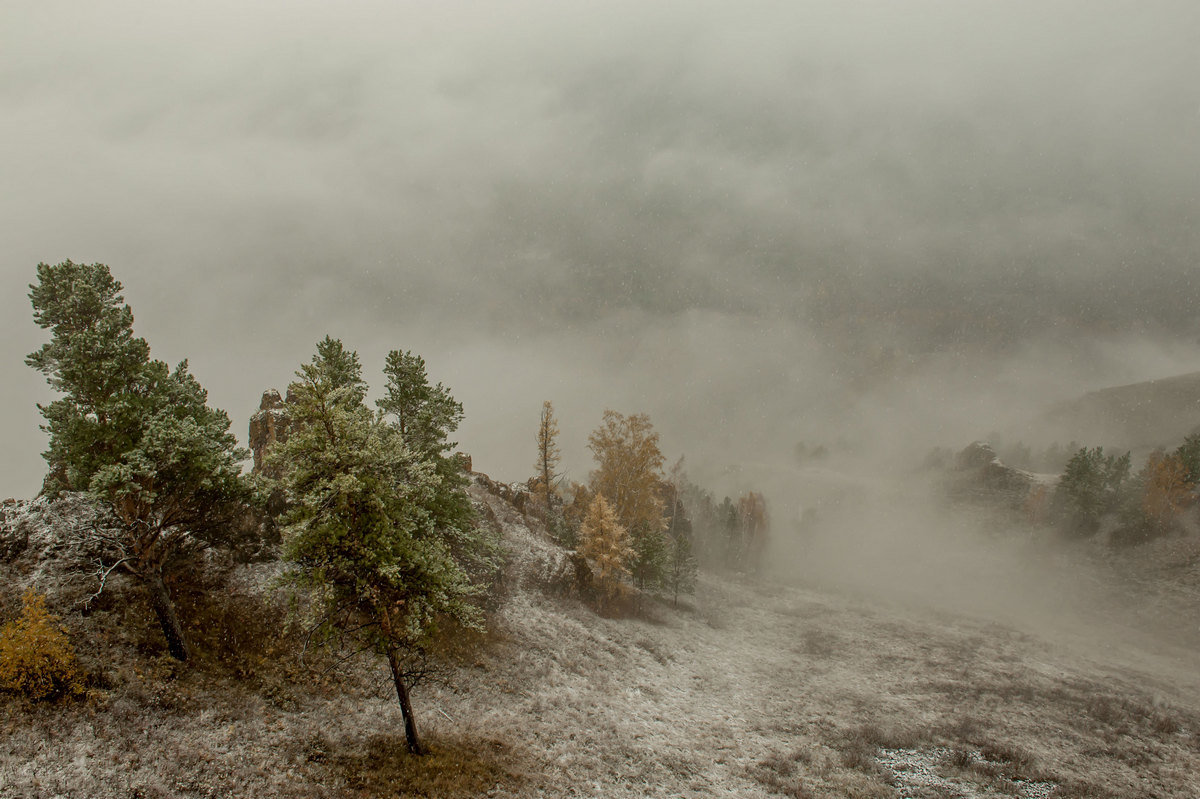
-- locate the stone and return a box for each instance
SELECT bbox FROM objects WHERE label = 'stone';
[947,441,1057,511]
[249,389,291,477]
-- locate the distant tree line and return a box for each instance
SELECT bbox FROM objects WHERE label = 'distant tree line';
[945,431,1200,545]
[1051,439,1200,544]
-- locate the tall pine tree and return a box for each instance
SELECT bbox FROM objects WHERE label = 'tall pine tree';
[27,261,249,661]
[274,339,491,755]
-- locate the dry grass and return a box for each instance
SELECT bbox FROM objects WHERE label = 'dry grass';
[326,732,529,797]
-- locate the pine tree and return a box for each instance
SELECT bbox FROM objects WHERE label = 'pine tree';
[587,410,667,588]
[1175,434,1200,488]
[27,261,249,661]
[377,348,482,567]
[378,349,463,456]
[673,466,720,568]
[578,494,633,608]
[311,335,367,397]
[663,482,698,605]
[659,459,698,603]
[1054,446,1132,535]
[666,526,698,606]
[274,339,486,756]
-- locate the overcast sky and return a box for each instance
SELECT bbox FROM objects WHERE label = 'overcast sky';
[3,1,1200,499]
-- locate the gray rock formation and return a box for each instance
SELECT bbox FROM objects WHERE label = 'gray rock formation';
[249,389,291,477]
[0,493,124,598]
[947,441,1058,512]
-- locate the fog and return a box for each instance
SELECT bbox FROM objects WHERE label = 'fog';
[4,0,1200,510]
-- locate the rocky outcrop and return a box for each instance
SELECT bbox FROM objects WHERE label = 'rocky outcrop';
[471,472,535,515]
[947,442,1059,514]
[249,390,291,477]
[0,493,127,600]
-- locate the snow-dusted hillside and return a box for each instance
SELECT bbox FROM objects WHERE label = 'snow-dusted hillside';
[2,481,1200,798]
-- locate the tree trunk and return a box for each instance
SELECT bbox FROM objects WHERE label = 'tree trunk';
[379,605,424,755]
[145,566,190,662]
[386,645,424,755]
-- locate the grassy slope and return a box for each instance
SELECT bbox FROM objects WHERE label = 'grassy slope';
[3,484,1200,798]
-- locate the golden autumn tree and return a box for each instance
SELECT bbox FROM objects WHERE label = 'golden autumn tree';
[578,494,633,608]
[0,590,85,701]
[1141,450,1194,534]
[532,400,562,519]
[587,410,668,588]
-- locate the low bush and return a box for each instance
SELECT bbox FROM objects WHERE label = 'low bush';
[0,588,85,701]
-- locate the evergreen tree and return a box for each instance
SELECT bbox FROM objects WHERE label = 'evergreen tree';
[274,339,485,756]
[27,261,249,661]
[662,472,697,605]
[627,520,670,590]
[310,335,367,399]
[1175,434,1200,488]
[666,527,698,606]
[675,470,720,568]
[378,349,463,456]
[377,349,479,564]
[1053,446,1132,535]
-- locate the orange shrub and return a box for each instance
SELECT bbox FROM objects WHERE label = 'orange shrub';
[0,589,85,701]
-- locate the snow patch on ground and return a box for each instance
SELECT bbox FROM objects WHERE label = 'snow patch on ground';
[877,747,1057,799]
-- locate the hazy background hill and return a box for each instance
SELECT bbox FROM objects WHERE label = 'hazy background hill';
[1028,372,1200,454]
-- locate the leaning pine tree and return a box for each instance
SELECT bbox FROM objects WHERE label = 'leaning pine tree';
[27,261,250,662]
[272,338,485,756]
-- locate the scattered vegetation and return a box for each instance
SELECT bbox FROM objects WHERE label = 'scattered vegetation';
[951,433,1200,547]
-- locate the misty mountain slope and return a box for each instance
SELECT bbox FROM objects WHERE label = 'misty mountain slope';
[421,484,1200,798]
[1031,371,1200,452]
[4,484,1200,798]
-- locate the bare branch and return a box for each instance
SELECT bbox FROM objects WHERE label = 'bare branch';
[74,556,133,610]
